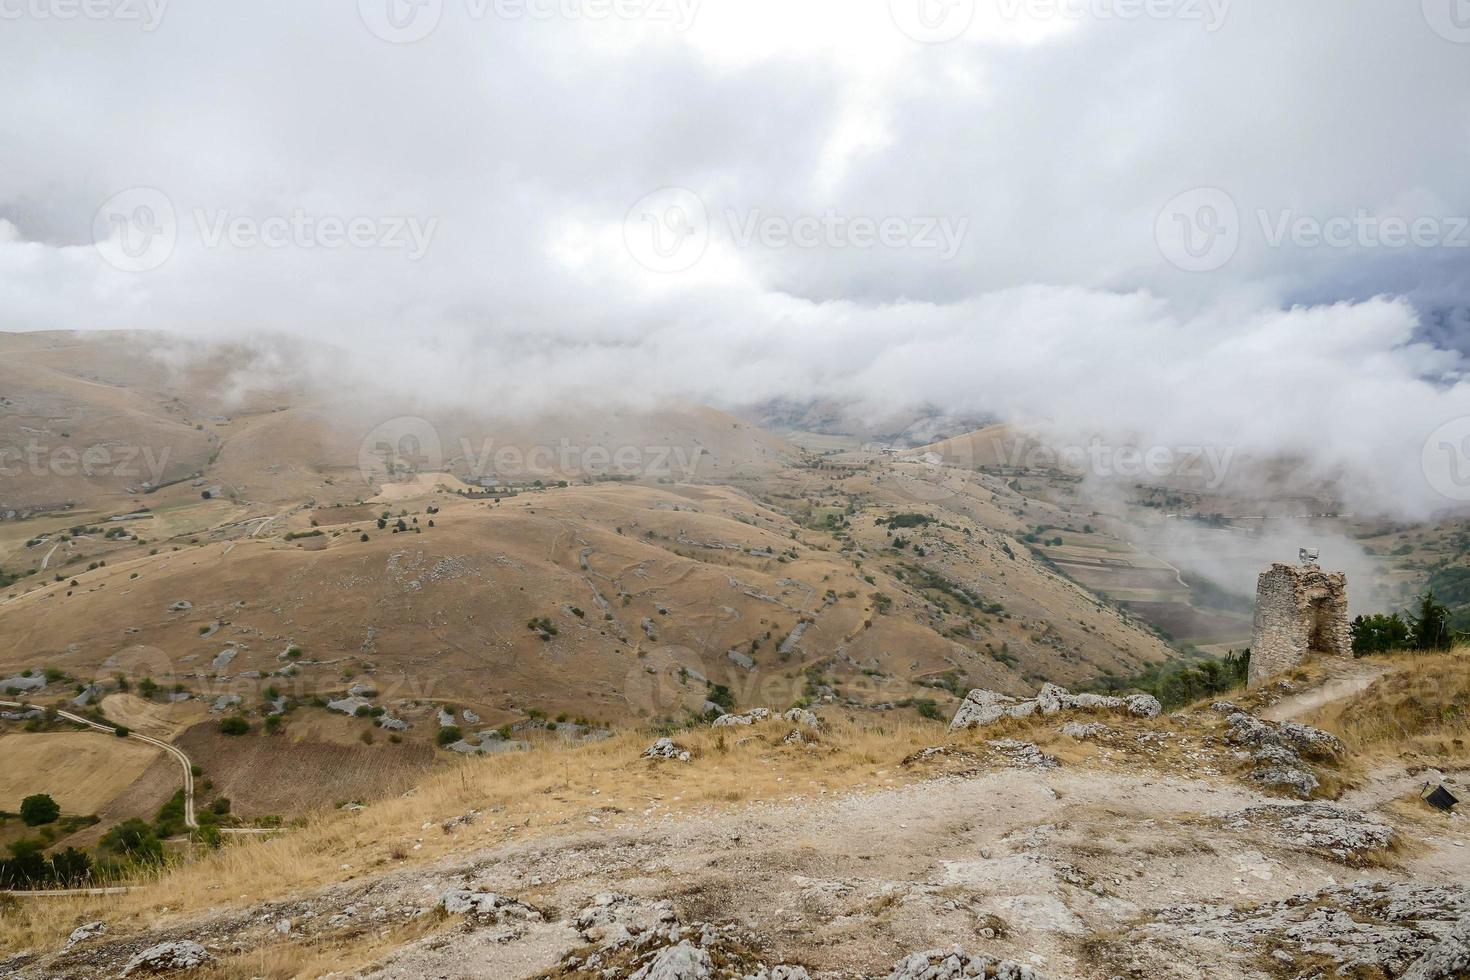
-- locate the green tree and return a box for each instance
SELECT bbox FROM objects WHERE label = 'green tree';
[19,793,60,827]
[1351,613,1411,654]
[219,715,250,736]
[1409,592,1456,651]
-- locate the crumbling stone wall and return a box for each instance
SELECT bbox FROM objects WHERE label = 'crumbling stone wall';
[1249,562,1351,687]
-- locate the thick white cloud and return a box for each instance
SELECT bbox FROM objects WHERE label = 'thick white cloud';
[2,0,1468,516]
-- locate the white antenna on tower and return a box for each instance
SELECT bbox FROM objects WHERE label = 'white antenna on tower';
[1299,547,1320,567]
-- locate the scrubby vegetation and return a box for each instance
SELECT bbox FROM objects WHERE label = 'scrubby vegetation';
[1085,649,1250,709]
[1351,592,1460,655]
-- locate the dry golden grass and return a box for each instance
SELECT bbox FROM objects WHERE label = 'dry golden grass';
[1305,647,1470,764]
[0,716,961,954]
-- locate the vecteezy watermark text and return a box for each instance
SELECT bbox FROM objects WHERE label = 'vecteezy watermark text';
[357,417,708,486]
[1157,187,1469,272]
[358,0,699,44]
[624,187,969,273]
[888,0,1228,44]
[92,187,439,272]
[0,440,173,485]
[0,0,168,30]
[996,437,1237,489]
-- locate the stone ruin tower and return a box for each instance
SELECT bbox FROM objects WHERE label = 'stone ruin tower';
[1248,550,1351,687]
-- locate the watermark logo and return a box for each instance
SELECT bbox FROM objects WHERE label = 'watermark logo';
[1156,187,1239,273]
[358,417,445,487]
[1159,187,1470,272]
[997,436,1236,489]
[624,188,970,272]
[359,0,699,43]
[93,187,177,273]
[727,209,969,259]
[93,188,439,271]
[623,646,710,717]
[0,440,174,484]
[357,418,709,487]
[998,0,1230,31]
[1422,0,1470,43]
[193,209,438,259]
[890,0,976,43]
[0,0,169,30]
[1424,417,1470,503]
[624,187,709,274]
[1258,210,1469,251]
[358,0,443,43]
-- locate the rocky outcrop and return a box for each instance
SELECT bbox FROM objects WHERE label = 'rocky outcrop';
[1223,712,1342,798]
[561,893,810,979]
[120,940,212,975]
[781,708,821,729]
[986,740,1057,770]
[950,684,1160,732]
[886,945,1046,979]
[1142,882,1470,976]
[630,941,712,980]
[643,738,692,762]
[713,708,772,728]
[62,922,106,950]
[438,890,543,935]
[1220,802,1394,863]
[1404,916,1470,979]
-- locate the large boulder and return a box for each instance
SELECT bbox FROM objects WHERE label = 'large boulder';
[643,738,692,762]
[630,940,712,980]
[949,690,1025,730]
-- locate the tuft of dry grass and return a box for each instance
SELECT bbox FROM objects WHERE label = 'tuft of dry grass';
[1305,648,1470,764]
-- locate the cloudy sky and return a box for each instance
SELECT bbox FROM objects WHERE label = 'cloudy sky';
[2,0,1469,516]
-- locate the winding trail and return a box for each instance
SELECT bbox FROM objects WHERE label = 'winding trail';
[1260,660,1390,723]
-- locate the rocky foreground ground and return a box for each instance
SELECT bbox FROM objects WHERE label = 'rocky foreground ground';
[4,670,1469,979]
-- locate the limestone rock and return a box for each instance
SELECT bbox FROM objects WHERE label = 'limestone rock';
[1061,722,1111,740]
[326,696,372,716]
[1222,802,1394,863]
[951,684,1159,731]
[886,944,1046,979]
[438,890,542,925]
[986,739,1057,770]
[1404,916,1470,979]
[121,940,212,975]
[781,708,821,728]
[949,690,1024,730]
[62,921,106,950]
[713,708,771,727]
[643,737,692,762]
[631,940,713,980]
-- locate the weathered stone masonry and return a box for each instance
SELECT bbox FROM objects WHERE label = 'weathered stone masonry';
[1249,561,1350,687]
